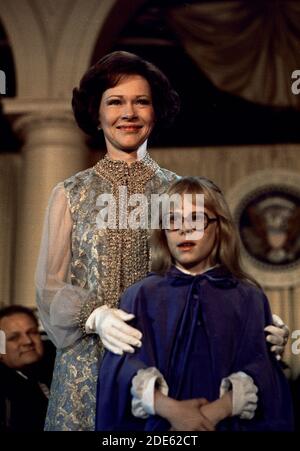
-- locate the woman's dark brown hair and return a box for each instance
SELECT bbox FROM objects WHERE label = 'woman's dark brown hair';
[72,51,180,136]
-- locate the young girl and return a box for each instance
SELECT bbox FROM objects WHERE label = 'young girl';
[95,177,293,431]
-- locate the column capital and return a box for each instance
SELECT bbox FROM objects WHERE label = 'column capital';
[2,98,71,115]
[7,102,87,150]
[13,110,76,136]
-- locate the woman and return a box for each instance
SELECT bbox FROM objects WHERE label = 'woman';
[96,177,293,431]
[36,52,288,431]
[36,51,180,430]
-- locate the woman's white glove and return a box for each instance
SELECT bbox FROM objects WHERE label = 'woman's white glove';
[85,305,142,355]
[220,371,258,420]
[264,314,289,361]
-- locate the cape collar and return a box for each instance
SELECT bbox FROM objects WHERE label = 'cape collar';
[174,264,219,276]
[166,265,238,289]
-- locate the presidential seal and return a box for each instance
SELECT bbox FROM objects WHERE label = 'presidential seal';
[227,170,300,288]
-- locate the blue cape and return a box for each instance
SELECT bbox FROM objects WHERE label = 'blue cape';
[96,266,294,431]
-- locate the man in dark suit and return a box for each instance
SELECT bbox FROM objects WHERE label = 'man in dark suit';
[0,305,55,431]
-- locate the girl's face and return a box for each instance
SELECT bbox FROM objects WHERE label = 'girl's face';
[165,203,219,274]
[99,75,155,154]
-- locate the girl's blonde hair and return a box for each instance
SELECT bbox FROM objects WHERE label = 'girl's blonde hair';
[151,176,259,287]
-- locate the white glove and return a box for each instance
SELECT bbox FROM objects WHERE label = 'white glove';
[220,371,258,420]
[85,305,142,355]
[264,314,289,361]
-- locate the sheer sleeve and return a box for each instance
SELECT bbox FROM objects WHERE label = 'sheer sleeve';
[35,182,99,349]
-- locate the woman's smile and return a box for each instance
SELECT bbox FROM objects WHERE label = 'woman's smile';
[99,75,155,154]
[116,124,143,132]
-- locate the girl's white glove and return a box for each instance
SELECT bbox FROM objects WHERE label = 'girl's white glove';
[85,305,142,355]
[264,314,289,361]
[131,367,169,418]
[220,371,258,420]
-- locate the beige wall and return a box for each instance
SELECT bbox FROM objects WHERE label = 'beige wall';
[150,144,300,192]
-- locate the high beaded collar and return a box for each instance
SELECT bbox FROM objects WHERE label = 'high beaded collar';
[93,151,160,185]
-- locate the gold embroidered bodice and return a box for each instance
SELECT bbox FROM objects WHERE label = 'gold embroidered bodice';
[64,152,178,308]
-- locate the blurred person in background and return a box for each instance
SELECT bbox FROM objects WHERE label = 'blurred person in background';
[0,305,55,431]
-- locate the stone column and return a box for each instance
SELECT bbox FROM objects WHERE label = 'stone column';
[13,111,89,307]
[0,154,21,307]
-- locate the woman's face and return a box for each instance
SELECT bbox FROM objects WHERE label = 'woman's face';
[165,204,219,274]
[99,75,155,153]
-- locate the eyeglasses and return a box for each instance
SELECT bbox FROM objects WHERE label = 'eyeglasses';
[203,212,218,230]
[164,212,218,231]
